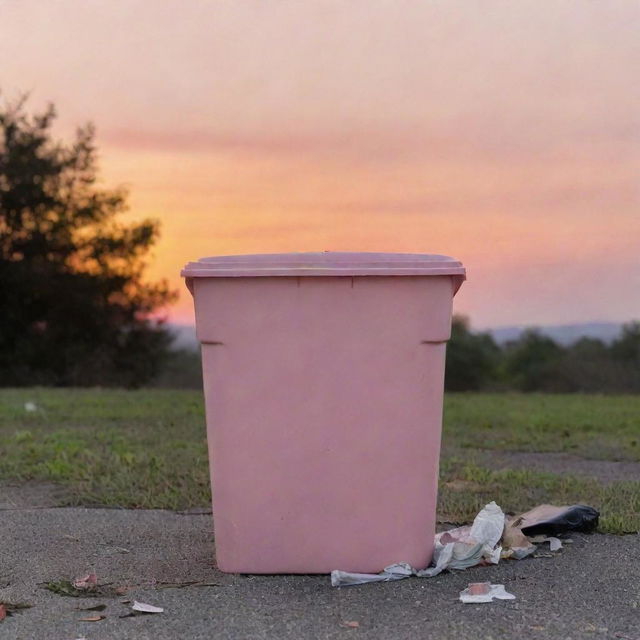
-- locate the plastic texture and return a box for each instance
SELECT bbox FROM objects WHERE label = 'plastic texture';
[182,251,466,293]
[519,504,600,537]
[184,251,465,573]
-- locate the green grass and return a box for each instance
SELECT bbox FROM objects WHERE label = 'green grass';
[0,388,210,510]
[438,458,640,535]
[0,389,639,533]
[444,393,640,461]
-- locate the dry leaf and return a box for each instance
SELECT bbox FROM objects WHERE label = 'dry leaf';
[44,579,111,597]
[114,586,129,596]
[342,620,360,628]
[79,603,106,612]
[155,580,219,590]
[79,615,105,622]
[0,601,32,620]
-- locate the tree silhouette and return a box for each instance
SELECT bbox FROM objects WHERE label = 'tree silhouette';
[445,316,500,391]
[0,96,177,386]
[502,329,565,391]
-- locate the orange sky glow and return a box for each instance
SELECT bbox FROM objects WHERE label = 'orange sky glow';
[2,0,639,327]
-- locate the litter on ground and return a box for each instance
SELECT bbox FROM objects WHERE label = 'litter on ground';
[131,601,164,614]
[331,501,599,587]
[459,583,516,604]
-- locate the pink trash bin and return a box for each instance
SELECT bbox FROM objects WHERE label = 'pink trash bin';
[182,252,465,574]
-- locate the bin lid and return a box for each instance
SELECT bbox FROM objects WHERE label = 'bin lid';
[182,252,465,291]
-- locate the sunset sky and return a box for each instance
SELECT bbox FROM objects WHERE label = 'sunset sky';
[1,0,638,328]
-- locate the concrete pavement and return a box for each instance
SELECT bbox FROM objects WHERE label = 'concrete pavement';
[1,507,638,639]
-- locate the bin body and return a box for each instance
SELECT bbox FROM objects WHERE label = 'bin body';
[182,252,465,574]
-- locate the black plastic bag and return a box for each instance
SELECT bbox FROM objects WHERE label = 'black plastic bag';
[520,504,599,537]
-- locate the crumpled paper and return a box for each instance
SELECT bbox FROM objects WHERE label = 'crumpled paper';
[332,501,521,587]
[331,500,593,587]
[459,583,515,603]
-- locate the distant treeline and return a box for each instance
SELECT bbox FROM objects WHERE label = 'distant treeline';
[445,317,640,393]
[154,317,640,393]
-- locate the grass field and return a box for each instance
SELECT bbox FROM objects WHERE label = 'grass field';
[1,389,639,534]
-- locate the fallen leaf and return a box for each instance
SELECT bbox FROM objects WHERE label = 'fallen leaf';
[154,580,219,590]
[44,579,115,598]
[114,586,129,596]
[79,615,105,622]
[45,580,85,597]
[341,620,360,628]
[79,603,106,612]
[73,573,98,591]
[0,601,33,620]
[132,601,164,614]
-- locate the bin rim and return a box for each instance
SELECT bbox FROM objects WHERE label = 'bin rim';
[182,251,466,293]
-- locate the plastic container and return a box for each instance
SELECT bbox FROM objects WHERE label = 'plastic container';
[182,252,465,573]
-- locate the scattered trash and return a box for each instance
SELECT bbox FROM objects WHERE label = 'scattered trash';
[79,614,105,622]
[44,576,115,598]
[24,402,37,412]
[502,515,537,559]
[467,582,491,596]
[45,580,89,597]
[547,537,562,552]
[78,603,107,612]
[516,504,599,536]
[73,573,98,591]
[332,501,509,586]
[341,620,360,628]
[0,601,32,621]
[132,601,164,614]
[459,583,515,604]
[120,601,164,618]
[331,563,413,587]
[331,501,600,587]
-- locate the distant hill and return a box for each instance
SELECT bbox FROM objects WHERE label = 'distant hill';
[168,321,626,350]
[486,322,623,346]
[168,324,199,351]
